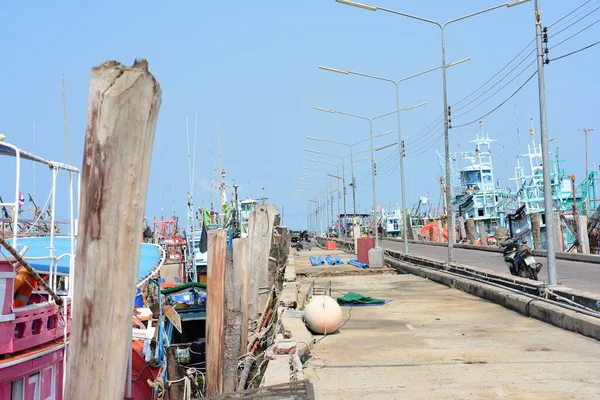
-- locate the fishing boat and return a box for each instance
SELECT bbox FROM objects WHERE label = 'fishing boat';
[0,140,165,399]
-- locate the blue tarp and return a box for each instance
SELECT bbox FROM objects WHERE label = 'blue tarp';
[13,237,162,284]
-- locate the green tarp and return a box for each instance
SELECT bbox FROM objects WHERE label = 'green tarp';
[337,291,385,305]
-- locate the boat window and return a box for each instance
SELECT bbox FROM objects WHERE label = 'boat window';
[11,378,24,400]
[28,372,40,400]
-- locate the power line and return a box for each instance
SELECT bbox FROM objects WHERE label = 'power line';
[550,16,600,49]
[549,2,600,37]
[406,129,444,157]
[452,39,535,109]
[549,0,594,28]
[454,62,536,119]
[452,71,537,129]
[551,38,600,61]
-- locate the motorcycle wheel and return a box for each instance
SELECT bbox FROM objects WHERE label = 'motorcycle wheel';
[529,269,538,281]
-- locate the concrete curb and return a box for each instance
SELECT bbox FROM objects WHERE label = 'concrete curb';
[387,257,600,342]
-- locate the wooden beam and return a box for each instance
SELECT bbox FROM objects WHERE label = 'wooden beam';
[65,60,161,399]
[207,229,227,395]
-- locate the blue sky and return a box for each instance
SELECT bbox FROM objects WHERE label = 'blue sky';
[0,1,598,230]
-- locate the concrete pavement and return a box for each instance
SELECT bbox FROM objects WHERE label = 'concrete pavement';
[294,249,600,400]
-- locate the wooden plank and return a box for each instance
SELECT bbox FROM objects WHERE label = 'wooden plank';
[65,59,160,400]
[207,229,227,395]
[163,305,182,334]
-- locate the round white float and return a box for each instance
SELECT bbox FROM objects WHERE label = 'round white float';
[303,295,343,334]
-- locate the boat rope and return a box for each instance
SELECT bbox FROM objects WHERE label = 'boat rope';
[0,236,63,305]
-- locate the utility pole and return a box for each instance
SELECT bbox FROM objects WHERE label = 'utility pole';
[534,0,557,286]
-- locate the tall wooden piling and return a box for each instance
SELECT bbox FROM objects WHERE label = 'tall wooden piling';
[577,215,590,254]
[247,205,276,318]
[466,218,477,244]
[436,219,443,242]
[552,212,564,252]
[458,217,467,241]
[222,238,248,392]
[530,212,542,249]
[477,220,487,246]
[66,60,161,400]
[207,229,227,395]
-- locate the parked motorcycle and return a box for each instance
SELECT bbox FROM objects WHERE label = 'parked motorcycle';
[501,238,543,280]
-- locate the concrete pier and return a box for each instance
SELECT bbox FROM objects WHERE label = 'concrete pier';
[294,247,600,400]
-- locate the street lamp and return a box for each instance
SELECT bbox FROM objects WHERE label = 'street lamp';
[305,157,344,237]
[319,60,469,254]
[335,0,531,268]
[314,106,423,248]
[307,130,392,216]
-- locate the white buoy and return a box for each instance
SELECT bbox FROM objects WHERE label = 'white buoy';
[303,295,343,335]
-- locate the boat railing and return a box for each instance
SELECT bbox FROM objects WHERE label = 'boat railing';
[0,301,70,357]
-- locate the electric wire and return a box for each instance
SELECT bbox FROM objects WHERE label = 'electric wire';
[451,70,538,129]
[549,0,594,28]
[453,62,536,119]
[551,38,600,61]
[550,16,600,50]
[549,2,600,38]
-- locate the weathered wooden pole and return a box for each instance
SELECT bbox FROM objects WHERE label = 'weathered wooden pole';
[207,229,227,395]
[466,218,477,244]
[577,215,590,254]
[477,220,487,246]
[66,60,161,400]
[530,213,542,249]
[234,238,249,355]
[222,238,247,392]
[458,217,467,241]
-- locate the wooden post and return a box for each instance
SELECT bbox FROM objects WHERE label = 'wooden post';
[247,205,276,319]
[552,212,564,252]
[436,219,443,243]
[222,238,247,393]
[65,60,160,400]
[466,218,477,244]
[530,212,542,250]
[577,215,590,254]
[458,217,467,241]
[207,229,227,395]
[477,220,487,246]
[166,346,185,400]
[405,214,414,240]
[235,238,250,356]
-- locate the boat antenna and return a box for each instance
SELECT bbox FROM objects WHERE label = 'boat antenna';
[62,74,71,165]
[32,121,36,203]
